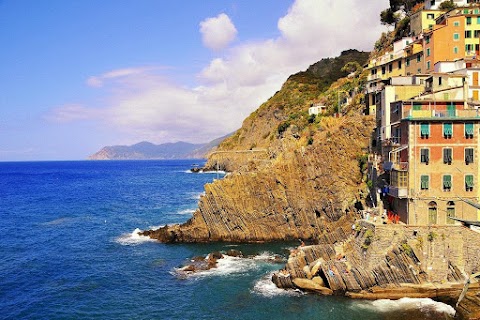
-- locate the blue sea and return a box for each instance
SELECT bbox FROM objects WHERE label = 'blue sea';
[0,160,457,319]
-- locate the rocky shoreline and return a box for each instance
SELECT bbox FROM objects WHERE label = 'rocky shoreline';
[270,220,480,319]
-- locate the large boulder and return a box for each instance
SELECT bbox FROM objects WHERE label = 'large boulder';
[292,278,333,295]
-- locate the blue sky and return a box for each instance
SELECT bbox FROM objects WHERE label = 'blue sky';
[0,0,388,161]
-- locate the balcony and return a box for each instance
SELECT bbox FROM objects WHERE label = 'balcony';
[388,186,408,198]
[393,162,409,171]
[402,108,480,120]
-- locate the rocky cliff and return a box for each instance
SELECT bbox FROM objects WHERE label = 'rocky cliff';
[142,50,373,242]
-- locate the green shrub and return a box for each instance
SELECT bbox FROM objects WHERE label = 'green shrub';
[277,121,290,135]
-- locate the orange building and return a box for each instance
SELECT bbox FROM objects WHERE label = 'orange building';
[387,100,480,225]
[424,15,465,73]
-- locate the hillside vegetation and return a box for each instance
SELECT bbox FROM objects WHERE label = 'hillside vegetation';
[215,50,370,155]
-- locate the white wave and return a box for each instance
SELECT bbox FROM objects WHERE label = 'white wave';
[189,192,205,200]
[115,228,156,246]
[252,251,285,263]
[354,297,456,317]
[147,225,164,230]
[252,272,301,297]
[174,254,261,279]
[201,170,226,175]
[177,209,196,215]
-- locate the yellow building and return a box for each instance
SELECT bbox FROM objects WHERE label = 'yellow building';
[410,9,445,36]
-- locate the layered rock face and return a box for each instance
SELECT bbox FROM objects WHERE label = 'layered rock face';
[272,220,480,318]
[142,115,374,242]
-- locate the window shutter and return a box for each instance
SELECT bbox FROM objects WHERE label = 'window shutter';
[466,175,474,188]
[443,175,452,189]
[443,123,453,137]
[466,148,474,164]
[421,149,429,163]
[465,123,474,136]
[444,148,452,164]
[421,175,429,189]
[421,123,430,136]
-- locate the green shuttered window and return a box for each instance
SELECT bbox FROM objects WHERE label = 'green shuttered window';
[421,175,429,190]
[465,123,474,137]
[466,175,474,191]
[421,123,430,137]
[443,175,452,190]
[443,123,453,137]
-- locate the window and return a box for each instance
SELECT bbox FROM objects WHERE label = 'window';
[454,33,460,40]
[382,66,386,75]
[417,55,422,62]
[427,61,431,70]
[447,103,456,116]
[466,30,472,38]
[478,17,480,24]
[427,13,434,19]
[389,64,393,72]
[421,148,430,164]
[439,77,442,86]
[443,123,453,138]
[398,60,402,69]
[475,30,480,37]
[466,174,474,191]
[454,46,459,54]
[421,175,429,190]
[426,36,430,44]
[427,48,431,56]
[465,148,474,164]
[406,58,410,66]
[430,0,435,5]
[421,123,430,138]
[444,148,453,164]
[465,123,474,138]
[467,17,472,25]
[454,21,460,27]
[466,44,473,52]
[447,201,455,224]
[428,201,437,225]
[443,175,452,191]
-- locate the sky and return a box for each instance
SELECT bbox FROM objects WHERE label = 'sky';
[0,0,389,161]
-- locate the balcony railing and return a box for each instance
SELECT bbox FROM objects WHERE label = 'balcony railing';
[402,109,480,119]
[388,186,408,198]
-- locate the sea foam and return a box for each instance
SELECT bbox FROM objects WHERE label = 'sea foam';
[176,208,196,215]
[252,272,301,297]
[115,228,156,246]
[354,297,456,317]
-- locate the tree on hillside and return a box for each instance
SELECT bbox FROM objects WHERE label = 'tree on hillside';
[341,62,363,77]
[380,8,398,26]
[394,17,410,41]
[438,0,456,10]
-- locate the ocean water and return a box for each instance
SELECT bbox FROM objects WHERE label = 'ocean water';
[0,160,456,320]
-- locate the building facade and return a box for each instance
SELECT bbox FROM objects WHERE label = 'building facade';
[387,99,480,225]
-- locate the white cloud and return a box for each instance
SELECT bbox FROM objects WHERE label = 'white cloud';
[48,0,389,145]
[200,13,238,51]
